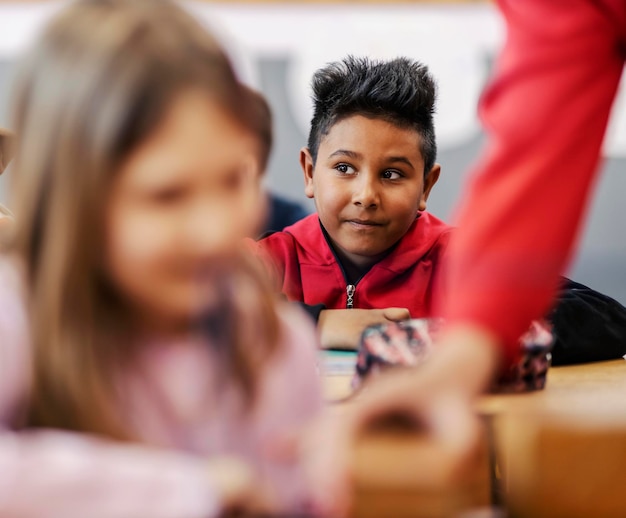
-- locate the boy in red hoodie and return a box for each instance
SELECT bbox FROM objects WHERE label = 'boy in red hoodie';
[256,56,626,365]
[257,56,448,348]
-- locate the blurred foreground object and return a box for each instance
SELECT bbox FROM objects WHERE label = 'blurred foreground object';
[498,402,626,518]
[0,204,14,244]
[0,127,15,243]
[322,358,626,517]
[0,127,14,174]
[351,423,491,518]
[354,319,553,394]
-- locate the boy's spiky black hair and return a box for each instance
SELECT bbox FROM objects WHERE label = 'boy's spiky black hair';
[307,56,437,174]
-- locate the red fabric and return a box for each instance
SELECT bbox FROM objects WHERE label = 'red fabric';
[258,212,452,317]
[437,0,626,367]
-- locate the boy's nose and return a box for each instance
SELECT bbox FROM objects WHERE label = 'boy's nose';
[352,175,380,208]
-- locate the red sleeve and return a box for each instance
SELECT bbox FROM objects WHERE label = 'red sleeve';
[438,0,625,368]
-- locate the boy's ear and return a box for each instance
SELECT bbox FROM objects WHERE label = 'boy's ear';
[419,163,441,211]
[300,147,315,199]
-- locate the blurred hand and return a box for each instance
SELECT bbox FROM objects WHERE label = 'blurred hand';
[303,324,502,517]
[206,456,276,515]
[318,307,410,350]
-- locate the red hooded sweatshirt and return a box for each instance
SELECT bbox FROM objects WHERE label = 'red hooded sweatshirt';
[257,212,453,317]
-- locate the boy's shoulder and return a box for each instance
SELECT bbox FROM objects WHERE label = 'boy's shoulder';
[402,211,454,250]
[257,214,336,268]
[373,212,452,274]
[258,213,321,248]
[416,211,454,233]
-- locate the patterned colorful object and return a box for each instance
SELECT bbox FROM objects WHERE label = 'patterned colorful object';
[353,318,554,393]
[497,319,554,393]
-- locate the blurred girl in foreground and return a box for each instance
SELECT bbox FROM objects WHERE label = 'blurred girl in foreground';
[0,1,321,516]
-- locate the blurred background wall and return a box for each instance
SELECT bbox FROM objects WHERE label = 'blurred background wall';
[1,1,626,303]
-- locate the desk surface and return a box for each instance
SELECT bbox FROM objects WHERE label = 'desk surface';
[324,358,626,517]
[480,358,626,418]
[324,356,626,413]
[491,359,626,518]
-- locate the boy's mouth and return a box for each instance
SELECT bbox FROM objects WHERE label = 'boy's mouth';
[345,218,384,228]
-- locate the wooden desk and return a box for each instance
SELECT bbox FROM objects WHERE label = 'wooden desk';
[480,358,626,416]
[324,358,626,408]
[324,359,626,518]
[489,359,626,518]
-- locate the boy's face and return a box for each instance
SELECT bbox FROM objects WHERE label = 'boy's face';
[301,114,439,270]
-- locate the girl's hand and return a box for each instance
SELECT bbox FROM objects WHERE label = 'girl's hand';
[303,324,501,517]
[207,457,276,515]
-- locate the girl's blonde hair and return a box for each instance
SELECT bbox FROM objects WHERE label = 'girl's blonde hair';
[9,0,279,439]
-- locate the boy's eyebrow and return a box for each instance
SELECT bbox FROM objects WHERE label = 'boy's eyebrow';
[328,149,361,160]
[328,149,416,171]
[387,156,415,171]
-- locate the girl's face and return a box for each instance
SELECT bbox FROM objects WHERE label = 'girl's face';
[104,89,261,331]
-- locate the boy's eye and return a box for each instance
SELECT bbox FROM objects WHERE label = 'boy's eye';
[335,163,355,175]
[382,170,402,180]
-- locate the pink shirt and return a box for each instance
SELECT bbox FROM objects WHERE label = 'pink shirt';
[0,258,323,518]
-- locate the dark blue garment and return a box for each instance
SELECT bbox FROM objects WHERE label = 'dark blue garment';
[262,192,310,235]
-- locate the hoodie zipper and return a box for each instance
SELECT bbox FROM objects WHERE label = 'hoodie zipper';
[346,284,356,309]
[319,222,365,310]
